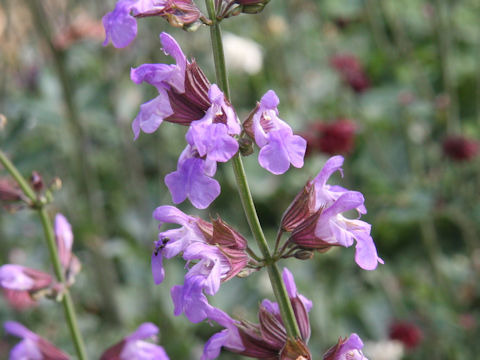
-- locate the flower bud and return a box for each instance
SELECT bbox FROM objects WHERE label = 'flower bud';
[236,0,271,14]
[215,0,270,19]
[294,249,314,260]
[55,214,81,286]
[239,137,254,156]
[236,268,258,278]
[30,171,44,192]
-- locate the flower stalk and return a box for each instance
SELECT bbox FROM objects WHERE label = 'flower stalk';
[204,0,301,340]
[0,150,88,360]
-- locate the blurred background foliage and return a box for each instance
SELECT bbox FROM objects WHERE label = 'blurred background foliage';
[0,0,479,359]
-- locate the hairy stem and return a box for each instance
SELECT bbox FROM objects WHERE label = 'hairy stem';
[0,150,88,360]
[204,0,301,339]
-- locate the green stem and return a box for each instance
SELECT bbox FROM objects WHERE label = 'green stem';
[39,208,88,360]
[0,150,37,202]
[0,150,88,360]
[204,0,301,339]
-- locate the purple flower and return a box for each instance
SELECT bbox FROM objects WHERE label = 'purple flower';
[313,156,364,213]
[202,268,312,360]
[315,192,382,270]
[201,307,244,360]
[323,333,369,360]
[4,321,70,360]
[130,32,211,139]
[54,214,81,285]
[185,84,240,163]
[103,0,202,49]
[290,192,383,270]
[285,156,383,270]
[100,322,169,360]
[244,90,306,175]
[165,84,240,209]
[164,145,221,209]
[152,206,249,322]
[0,265,52,293]
[171,276,213,323]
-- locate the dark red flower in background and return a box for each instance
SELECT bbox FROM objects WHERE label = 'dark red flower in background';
[330,54,370,93]
[302,119,356,156]
[389,321,423,349]
[442,135,479,162]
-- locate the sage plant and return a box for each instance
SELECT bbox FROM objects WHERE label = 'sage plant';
[1,1,382,359]
[101,0,382,359]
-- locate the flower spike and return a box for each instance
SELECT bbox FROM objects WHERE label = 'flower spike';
[202,267,312,359]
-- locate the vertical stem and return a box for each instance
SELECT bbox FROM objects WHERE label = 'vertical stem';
[204,0,301,339]
[38,208,89,360]
[0,150,88,360]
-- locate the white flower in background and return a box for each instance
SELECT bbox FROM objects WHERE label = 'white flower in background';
[222,32,263,75]
[364,340,405,360]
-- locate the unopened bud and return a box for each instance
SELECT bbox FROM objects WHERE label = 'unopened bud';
[30,171,44,192]
[239,137,254,156]
[294,250,314,260]
[184,19,204,32]
[236,0,271,14]
[237,267,258,278]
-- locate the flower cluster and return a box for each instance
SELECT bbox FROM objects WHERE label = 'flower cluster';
[0,214,80,304]
[283,155,383,270]
[151,205,249,322]
[202,268,312,360]
[100,8,380,359]
[125,32,306,208]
